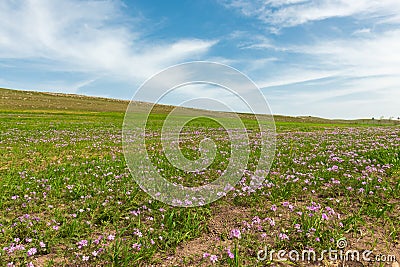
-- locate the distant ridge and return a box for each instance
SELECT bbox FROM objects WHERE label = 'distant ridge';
[0,87,398,125]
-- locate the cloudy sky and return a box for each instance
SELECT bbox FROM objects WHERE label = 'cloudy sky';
[0,0,399,119]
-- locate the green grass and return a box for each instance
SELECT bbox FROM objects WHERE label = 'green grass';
[0,88,399,266]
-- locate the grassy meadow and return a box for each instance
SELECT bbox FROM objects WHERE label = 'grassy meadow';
[0,88,399,266]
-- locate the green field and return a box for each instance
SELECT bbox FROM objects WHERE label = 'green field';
[0,88,399,266]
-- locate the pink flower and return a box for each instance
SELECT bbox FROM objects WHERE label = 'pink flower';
[27,247,37,256]
[322,213,329,220]
[133,228,143,237]
[82,255,89,261]
[226,248,234,259]
[261,233,267,238]
[278,233,289,240]
[230,229,241,239]
[266,217,275,226]
[77,239,88,249]
[107,234,115,241]
[203,252,210,258]
[132,243,141,251]
[329,165,339,171]
[210,254,218,263]
[326,207,336,215]
[93,235,103,245]
[39,242,46,248]
[271,205,277,211]
[16,244,25,251]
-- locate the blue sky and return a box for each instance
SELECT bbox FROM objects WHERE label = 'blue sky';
[0,0,399,119]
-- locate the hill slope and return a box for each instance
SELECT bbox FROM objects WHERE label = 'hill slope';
[0,87,398,125]
[0,87,128,112]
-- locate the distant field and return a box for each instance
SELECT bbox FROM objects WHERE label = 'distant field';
[0,88,399,266]
[2,87,398,125]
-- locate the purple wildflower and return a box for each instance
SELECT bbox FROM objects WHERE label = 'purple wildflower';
[226,248,234,259]
[210,254,218,263]
[27,247,37,256]
[230,229,241,239]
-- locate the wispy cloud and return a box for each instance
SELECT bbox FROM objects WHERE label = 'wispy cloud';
[222,0,400,29]
[0,0,217,91]
[258,70,339,88]
[291,30,400,77]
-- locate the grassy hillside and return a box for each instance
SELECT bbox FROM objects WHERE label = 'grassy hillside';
[0,88,129,112]
[0,87,399,266]
[2,87,398,126]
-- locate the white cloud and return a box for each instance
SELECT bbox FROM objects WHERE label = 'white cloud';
[222,0,400,28]
[290,29,400,77]
[258,69,339,88]
[352,28,371,36]
[0,0,217,90]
